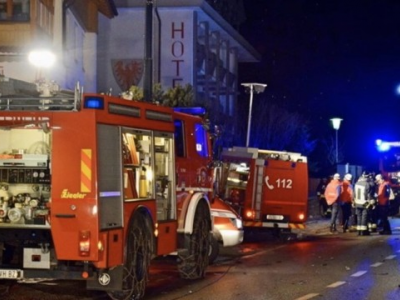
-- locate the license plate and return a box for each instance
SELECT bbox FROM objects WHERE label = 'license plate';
[0,269,23,279]
[266,215,284,220]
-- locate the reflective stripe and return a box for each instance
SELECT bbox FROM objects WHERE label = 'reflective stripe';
[81,149,92,193]
[176,187,212,193]
[356,225,368,230]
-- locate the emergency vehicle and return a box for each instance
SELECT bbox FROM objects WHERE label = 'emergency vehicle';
[219,147,308,233]
[0,79,218,299]
[172,107,243,263]
[375,139,400,215]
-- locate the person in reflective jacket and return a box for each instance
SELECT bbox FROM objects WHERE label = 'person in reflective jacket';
[316,177,331,217]
[340,173,354,233]
[354,172,374,236]
[324,173,342,233]
[375,174,392,235]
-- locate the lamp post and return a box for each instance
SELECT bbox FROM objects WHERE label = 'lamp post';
[241,83,267,147]
[330,118,343,164]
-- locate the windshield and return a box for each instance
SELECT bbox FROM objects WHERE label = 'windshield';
[381,150,400,172]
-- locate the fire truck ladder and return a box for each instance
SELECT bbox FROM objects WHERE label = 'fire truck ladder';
[0,77,81,111]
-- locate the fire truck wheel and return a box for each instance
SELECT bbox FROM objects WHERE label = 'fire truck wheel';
[178,200,211,279]
[208,235,219,264]
[108,211,153,300]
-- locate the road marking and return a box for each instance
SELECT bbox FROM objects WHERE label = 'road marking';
[351,270,367,277]
[326,281,346,288]
[371,262,383,267]
[295,293,320,300]
[385,255,396,260]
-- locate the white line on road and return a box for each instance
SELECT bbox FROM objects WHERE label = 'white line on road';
[326,281,346,288]
[385,255,396,260]
[294,293,320,300]
[351,270,367,277]
[370,262,383,267]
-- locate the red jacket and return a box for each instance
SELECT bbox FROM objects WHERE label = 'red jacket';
[340,180,353,203]
[324,179,342,205]
[377,181,390,206]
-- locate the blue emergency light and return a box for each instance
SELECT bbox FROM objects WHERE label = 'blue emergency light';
[173,107,206,116]
[376,139,390,152]
[84,96,104,109]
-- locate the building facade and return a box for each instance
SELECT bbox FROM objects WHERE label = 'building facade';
[0,0,259,148]
[99,0,260,146]
[0,0,117,91]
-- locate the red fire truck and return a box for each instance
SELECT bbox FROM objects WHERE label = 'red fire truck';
[0,81,217,299]
[219,147,309,234]
[375,139,400,215]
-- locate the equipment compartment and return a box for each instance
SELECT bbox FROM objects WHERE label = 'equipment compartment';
[0,129,51,227]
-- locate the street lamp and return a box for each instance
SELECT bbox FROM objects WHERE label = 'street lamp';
[28,49,56,82]
[241,83,267,147]
[28,49,58,97]
[330,118,343,164]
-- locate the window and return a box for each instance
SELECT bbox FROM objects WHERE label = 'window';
[154,133,175,220]
[194,123,209,157]
[381,150,400,172]
[0,0,30,22]
[174,120,185,158]
[122,130,153,199]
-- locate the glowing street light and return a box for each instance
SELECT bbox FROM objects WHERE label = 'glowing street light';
[28,49,56,68]
[28,49,56,82]
[330,118,343,164]
[241,83,267,147]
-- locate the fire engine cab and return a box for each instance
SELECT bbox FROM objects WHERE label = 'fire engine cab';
[0,79,215,299]
[219,147,308,233]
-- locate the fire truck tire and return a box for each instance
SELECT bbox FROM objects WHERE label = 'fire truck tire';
[208,235,219,264]
[178,200,211,279]
[108,211,153,300]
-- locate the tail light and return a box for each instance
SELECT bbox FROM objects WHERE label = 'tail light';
[298,213,305,221]
[79,230,90,256]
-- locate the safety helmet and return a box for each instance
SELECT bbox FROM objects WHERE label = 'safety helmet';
[333,173,340,180]
[344,174,352,181]
[375,174,383,181]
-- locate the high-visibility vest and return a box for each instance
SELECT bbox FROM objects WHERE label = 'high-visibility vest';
[340,180,353,203]
[354,179,371,206]
[324,180,342,205]
[377,181,390,206]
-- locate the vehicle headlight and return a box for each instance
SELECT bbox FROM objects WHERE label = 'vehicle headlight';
[230,217,243,229]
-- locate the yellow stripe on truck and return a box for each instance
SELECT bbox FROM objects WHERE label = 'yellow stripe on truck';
[81,149,92,193]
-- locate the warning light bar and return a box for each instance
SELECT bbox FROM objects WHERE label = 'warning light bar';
[376,139,400,152]
[84,96,104,109]
[173,107,205,116]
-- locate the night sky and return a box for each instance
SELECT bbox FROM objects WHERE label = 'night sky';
[239,1,400,170]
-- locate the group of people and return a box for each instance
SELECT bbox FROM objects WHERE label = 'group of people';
[323,172,392,236]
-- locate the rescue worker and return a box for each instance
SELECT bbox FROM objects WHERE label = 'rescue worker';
[375,174,392,235]
[340,173,353,233]
[367,173,378,232]
[316,177,331,217]
[324,173,342,233]
[354,172,375,236]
